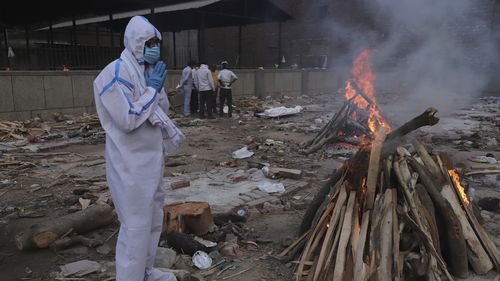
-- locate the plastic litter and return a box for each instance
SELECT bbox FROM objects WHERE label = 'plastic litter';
[232,146,254,159]
[257,106,303,118]
[468,155,497,164]
[192,250,212,269]
[258,181,285,193]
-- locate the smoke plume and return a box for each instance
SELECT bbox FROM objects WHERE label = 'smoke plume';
[329,0,498,121]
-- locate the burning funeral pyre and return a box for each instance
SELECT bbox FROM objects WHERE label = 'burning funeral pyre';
[302,50,390,155]
[292,50,500,280]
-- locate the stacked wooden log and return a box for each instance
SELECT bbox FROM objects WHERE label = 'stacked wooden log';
[294,110,500,280]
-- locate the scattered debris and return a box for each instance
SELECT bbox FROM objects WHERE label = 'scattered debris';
[257,182,285,194]
[192,251,212,269]
[232,147,254,159]
[59,259,101,277]
[257,106,303,118]
[469,155,497,164]
[154,247,178,269]
[50,235,102,252]
[230,175,248,183]
[78,198,91,210]
[96,243,112,255]
[478,197,500,212]
[193,236,217,248]
[170,180,191,190]
[263,167,302,179]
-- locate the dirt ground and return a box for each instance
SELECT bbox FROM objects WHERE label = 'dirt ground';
[0,93,499,281]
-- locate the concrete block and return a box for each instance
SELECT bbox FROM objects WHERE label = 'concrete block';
[0,76,14,112]
[263,72,275,97]
[72,75,95,107]
[12,76,45,111]
[0,111,32,121]
[232,72,255,97]
[274,72,301,96]
[43,76,73,109]
[254,69,265,99]
[86,106,97,114]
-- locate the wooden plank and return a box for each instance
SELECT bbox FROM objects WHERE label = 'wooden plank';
[312,186,349,280]
[395,159,456,280]
[392,188,401,281]
[378,188,394,280]
[333,191,357,281]
[413,139,442,181]
[449,176,500,272]
[464,169,500,176]
[441,184,493,274]
[364,128,388,211]
[319,205,345,281]
[353,210,370,281]
[278,230,311,257]
[295,196,338,281]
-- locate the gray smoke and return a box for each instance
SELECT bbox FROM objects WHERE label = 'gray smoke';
[329,0,498,121]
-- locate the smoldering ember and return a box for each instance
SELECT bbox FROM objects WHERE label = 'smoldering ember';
[0,1,499,281]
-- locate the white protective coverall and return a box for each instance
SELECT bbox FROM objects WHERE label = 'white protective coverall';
[93,16,177,281]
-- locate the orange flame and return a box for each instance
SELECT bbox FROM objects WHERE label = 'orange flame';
[344,49,391,135]
[448,169,470,206]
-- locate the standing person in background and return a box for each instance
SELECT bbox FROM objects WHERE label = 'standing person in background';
[217,61,238,118]
[190,63,200,115]
[210,64,219,115]
[179,60,195,117]
[195,62,215,119]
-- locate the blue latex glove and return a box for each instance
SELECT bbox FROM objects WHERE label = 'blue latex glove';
[145,61,167,92]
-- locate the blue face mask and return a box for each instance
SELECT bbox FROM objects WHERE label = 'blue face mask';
[144,46,160,64]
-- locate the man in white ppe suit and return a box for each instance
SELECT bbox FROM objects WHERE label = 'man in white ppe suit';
[94,16,184,281]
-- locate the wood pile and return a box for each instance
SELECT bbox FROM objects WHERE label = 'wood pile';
[0,113,102,142]
[292,109,500,280]
[0,121,27,141]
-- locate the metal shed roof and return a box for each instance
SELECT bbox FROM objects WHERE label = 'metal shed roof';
[1,0,292,31]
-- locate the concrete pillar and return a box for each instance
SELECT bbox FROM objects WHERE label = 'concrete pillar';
[301,69,309,96]
[255,69,265,99]
[172,31,177,68]
[198,12,206,62]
